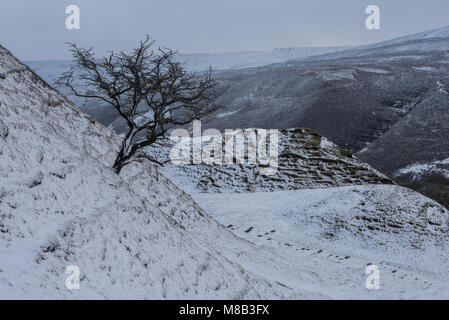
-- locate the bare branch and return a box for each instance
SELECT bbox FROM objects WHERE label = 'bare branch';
[57,35,219,174]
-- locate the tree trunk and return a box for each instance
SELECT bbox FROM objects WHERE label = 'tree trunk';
[113,163,123,175]
[113,158,123,175]
[112,150,127,175]
[112,146,135,175]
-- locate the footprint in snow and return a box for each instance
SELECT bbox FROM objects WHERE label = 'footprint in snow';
[244,226,254,233]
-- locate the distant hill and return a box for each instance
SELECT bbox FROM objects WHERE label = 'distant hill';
[358,77,449,209]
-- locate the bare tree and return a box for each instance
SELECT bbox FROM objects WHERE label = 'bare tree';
[57,36,217,174]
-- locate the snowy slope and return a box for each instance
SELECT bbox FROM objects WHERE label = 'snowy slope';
[176,46,346,71]
[194,185,449,299]
[0,44,310,299]
[288,25,449,63]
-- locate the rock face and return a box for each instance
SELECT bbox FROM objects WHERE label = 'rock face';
[150,128,390,194]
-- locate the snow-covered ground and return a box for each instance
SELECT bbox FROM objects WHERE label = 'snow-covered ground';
[194,185,449,299]
[0,44,291,299]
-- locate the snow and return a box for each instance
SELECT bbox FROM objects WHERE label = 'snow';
[193,185,449,299]
[319,137,335,149]
[174,47,346,71]
[3,43,449,299]
[388,25,449,43]
[316,69,355,81]
[147,128,390,194]
[395,158,449,179]
[0,45,289,299]
[291,25,449,64]
[215,109,240,119]
[413,66,438,72]
[357,68,390,74]
[437,80,449,95]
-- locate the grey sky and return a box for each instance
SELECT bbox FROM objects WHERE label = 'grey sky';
[1,0,448,60]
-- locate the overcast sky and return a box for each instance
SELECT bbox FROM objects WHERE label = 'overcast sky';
[1,0,449,61]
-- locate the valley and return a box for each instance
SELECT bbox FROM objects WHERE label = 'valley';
[3,25,449,299]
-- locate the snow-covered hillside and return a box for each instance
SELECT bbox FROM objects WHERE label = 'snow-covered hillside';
[289,25,449,63]
[2,44,449,299]
[194,185,449,299]
[0,44,299,299]
[175,46,346,71]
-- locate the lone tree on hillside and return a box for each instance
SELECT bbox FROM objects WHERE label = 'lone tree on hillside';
[57,36,217,174]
